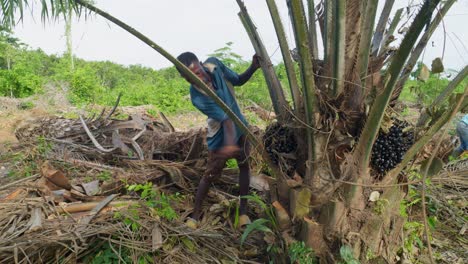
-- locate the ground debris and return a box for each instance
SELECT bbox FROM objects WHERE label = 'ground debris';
[0,106,270,263]
[0,153,268,263]
[428,158,468,263]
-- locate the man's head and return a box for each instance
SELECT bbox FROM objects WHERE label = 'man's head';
[177,52,212,88]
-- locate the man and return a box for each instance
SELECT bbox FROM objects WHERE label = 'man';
[176,51,261,227]
[452,114,468,158]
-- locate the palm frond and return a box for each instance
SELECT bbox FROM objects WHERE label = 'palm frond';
[355,0,442,176]
[0,0,83,28]
[416,66,468,127]
[391,0,457,103]
[378,8,403,57]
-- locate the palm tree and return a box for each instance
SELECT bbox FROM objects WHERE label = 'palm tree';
[1,0,466,262]
[64,1,74,71]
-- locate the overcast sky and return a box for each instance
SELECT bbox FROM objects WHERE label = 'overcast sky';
[12,0,468,71]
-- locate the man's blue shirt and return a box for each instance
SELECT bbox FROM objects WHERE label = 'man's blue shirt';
[189,57,248,150]
[462,114,468,125]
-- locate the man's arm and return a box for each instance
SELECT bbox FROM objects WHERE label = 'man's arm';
[236,54,261,86]
[214,55,261,86]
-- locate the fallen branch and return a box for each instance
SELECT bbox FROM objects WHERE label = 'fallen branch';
[79,115,117,153]
[159,111,175,132]
[0,174,40,191]
[105,93,122,121]
[26,207,43,233]
[56,200,138,214]
[78,194,118,226]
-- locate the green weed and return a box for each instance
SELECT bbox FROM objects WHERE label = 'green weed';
[373,199,389,215]
[126,182,180,221]
[240,218,272,246]
[288,241,317,264]
[37,136,52,156]
[242,193,277,229]
[113,204,141,231]
[85,240,154,264]
[226,158,238,169]
[97,171,112,182]
[339,245,360,264]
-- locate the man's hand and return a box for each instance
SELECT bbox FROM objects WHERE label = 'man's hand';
[218,145,240,158]
[237,54,262,85]
[251,54,261,70]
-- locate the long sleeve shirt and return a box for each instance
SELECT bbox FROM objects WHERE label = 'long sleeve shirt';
[189,57,248,150]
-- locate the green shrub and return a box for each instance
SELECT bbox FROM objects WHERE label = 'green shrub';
[68,66,104,104]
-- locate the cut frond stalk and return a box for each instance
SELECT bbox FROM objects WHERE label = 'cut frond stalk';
[236,0,290,122]
[357,0,378,83]
[378,8,403,57]
[324,0,334,74]
[371,0,395,56]
[266,0,303,113]
[287,0,318,184]
[307,0,319,59]
[333,0,346,96]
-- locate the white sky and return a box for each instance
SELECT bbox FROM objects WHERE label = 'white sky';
[12,0,468,71]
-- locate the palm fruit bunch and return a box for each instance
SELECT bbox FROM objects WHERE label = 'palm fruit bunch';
[371,121,414,174]
[263,122,297,176]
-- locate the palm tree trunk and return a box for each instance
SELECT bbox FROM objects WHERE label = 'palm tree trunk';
[6,52,12,97]
[65,5,74,71]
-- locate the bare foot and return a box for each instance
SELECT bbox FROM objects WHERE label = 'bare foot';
[238,214,251,228]
[185,217,198,229]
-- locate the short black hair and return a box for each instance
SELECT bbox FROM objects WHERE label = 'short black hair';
[176,52,199,73]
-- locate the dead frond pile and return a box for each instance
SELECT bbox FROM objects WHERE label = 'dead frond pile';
[0,102,271,263]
